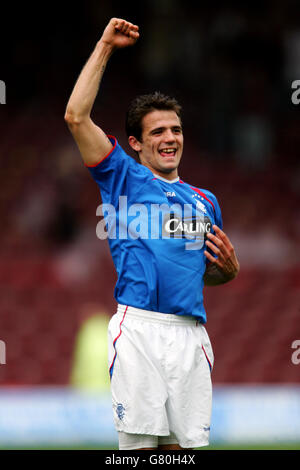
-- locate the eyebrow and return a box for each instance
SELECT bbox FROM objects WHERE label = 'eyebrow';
[149,125,182,135]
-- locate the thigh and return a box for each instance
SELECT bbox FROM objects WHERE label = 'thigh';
[165,324,213,448]
[118,432,158,450]
[108,314,169,436]
[158,431,179,446]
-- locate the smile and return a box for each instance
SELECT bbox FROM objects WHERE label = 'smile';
[159,148,177,157]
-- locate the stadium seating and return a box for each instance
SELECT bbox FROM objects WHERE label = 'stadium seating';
[0,110,299,387]
[0,250,299,385]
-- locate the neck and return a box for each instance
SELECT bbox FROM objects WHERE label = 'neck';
[142,163,179,181]
[154,169,178,180]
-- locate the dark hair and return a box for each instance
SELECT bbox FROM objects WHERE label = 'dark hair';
[125,91,182,141]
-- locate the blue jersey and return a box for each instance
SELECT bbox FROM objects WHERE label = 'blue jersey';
[87,136,223,323]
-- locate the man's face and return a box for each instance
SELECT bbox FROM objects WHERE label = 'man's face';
[131,109,184,180]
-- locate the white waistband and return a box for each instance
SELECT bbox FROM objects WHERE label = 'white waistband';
[117,304,200,326]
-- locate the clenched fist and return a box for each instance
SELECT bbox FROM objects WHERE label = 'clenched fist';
[100,18,139,51]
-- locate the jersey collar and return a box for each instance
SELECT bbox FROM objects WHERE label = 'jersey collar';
[152,174,180,184]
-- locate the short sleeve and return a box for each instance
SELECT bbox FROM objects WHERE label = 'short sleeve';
[212,194,223,231]
[86,135,137,206]
[204,191,223,263]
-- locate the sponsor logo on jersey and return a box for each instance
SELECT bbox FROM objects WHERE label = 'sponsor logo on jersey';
[162,213,212,240]
[96,196,212,250]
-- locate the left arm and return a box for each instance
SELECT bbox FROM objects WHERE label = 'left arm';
[203,225,240,286]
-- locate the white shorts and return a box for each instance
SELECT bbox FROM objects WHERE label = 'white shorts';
[108,304,214,449]
[118,431,179,450]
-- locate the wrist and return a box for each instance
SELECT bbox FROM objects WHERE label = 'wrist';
[96,39,115,57]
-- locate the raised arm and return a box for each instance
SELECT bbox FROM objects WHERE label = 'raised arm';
[64,18,139,166]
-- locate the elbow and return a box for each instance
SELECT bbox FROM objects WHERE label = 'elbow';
[64,108,82,126]
[64,104,90,126]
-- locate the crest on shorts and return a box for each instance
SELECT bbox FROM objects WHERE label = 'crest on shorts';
[116,403,125,420]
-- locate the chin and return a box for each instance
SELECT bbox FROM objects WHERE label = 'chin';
[159,166,177,174]
[161,161,180,173]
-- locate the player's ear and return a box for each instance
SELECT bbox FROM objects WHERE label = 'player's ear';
[128,135,142,152]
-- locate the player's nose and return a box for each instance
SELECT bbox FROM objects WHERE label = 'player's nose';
[163,129,176,143]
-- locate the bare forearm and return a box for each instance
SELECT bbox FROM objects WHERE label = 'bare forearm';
[65,41,113,122]
[64,19,139,166]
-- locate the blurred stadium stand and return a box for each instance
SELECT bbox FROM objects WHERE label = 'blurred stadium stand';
[0,1,299,388]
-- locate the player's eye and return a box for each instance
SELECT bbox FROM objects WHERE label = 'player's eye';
[152,129,162,135]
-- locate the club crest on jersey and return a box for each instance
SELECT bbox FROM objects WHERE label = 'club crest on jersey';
[196,200,207,213]
[192,194,207,213]
[116,403,125,420]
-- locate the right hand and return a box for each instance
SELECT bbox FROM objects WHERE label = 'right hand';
[100,18,139,51]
